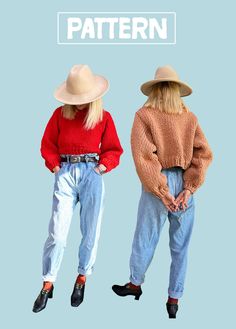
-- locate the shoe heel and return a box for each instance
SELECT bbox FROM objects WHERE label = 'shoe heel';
[134,294,141,300]
[169,314,176,319]
[48,288,53,299]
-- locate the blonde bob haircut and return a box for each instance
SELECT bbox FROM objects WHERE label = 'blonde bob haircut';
[144,81,189,114]
[62,98,103,129]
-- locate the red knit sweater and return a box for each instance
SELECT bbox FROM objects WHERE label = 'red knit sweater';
[40,107,123,173]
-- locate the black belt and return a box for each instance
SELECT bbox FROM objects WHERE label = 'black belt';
[60,155,98,163]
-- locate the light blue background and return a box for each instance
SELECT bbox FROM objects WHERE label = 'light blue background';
[1,0,235,328]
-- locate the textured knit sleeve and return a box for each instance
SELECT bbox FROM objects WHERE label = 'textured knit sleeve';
[183,122,213,193]
[131,113,169,199]
[98,112,123,173]
[40,108,61,173]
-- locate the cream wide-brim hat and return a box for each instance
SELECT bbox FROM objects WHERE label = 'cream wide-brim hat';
[141,65,192,97]
[54,64,109,105]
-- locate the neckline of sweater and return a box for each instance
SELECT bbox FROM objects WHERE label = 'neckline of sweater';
[153,108,188,114]
[74,108,89,116]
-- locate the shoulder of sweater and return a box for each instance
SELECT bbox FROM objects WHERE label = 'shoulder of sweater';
[135,107,149,117]
[52,106,63,117]
[133,107,149,124]
[188,110,198,121]
[187,111,199,129]
[103,109,110,116]
[103,109,114,121]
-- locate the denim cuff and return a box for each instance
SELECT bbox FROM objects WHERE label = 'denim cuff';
[168,289,183,299]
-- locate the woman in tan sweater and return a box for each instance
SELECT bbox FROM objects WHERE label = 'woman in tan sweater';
[112,66,213,318]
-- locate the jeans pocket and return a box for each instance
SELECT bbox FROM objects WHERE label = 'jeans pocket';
[55,163,65,176]
[92,167,102,176]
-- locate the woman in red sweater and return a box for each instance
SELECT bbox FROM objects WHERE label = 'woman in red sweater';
[32,64,123,313]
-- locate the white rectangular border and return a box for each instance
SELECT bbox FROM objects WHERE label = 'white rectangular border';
[57,12,176,45]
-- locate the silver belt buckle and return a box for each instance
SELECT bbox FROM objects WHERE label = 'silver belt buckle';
[71,155,79,163]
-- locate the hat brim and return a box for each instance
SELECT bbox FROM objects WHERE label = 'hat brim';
[54,75,109,105]
[141,78,192,97]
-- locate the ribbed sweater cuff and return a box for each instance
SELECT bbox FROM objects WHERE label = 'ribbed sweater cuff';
[46,159,61,173]
[152,185,169,199]
[183,183,197,194]
[98,158,117,173]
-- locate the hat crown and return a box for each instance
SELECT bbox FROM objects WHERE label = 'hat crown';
[140,65,192,97]
[66,64,96,95]
[154,65,179,81]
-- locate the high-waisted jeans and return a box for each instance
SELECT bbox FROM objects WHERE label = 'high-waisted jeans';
[42,155,105,282]
[129,167,195,298]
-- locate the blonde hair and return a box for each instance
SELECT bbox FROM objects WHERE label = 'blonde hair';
[144,82,189,114]
[62,98,103,129]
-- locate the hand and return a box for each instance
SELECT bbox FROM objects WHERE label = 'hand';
[161,192,179,212]
[53,165,61,174]
[175,189,192,211]
[94,164,107,175]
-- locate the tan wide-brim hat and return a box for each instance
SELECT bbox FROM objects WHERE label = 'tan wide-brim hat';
[141,65,192,97]
[54,64,109,105]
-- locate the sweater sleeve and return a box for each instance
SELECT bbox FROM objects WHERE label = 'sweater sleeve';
[183,122,213,193]
[40,108,61,173]
[98,112,123,173]
[131,113,169,199]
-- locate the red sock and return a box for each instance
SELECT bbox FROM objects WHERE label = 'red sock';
[43,281,53,291]
[76,274,86,285]
[128,282,140,290]
[168,296,178,304]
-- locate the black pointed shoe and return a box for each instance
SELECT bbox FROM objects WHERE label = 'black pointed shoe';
[71,283,85,307]
[166,302,178,318]
[32,286,54,313]
[112,283,142,300]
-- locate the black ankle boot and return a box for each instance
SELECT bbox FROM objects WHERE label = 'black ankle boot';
[32,285,54,313]
[112,283,142,300]
[71,283,85,307]
[166,302,178,318]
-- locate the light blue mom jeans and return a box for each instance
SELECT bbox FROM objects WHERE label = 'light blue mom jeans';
[129,167,195,298]
[42,155,105,282]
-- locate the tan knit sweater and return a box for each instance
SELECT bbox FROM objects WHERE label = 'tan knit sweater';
[131,107,213,199]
